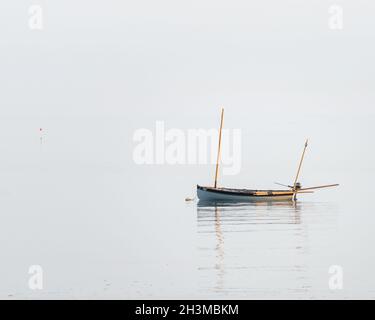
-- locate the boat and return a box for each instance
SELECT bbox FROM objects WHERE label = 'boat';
[194,108,339,202]
[196,184,339,202]
[197,185,296,201]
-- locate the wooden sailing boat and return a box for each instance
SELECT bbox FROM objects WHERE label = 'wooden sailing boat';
[196,108,339,202]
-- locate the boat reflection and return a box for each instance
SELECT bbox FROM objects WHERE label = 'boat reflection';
[196,200,308,296]
[197,199,302,226]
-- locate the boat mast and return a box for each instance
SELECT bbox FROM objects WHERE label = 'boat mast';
[214,108,224,188]
[292,139,308,200]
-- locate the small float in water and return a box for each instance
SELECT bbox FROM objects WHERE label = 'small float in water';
[195,108,339,202]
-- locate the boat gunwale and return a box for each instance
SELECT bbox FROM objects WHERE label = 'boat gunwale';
[197,185,294,197]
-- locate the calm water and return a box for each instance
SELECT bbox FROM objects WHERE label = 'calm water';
[0,114,374,299]
[197,201,338,299]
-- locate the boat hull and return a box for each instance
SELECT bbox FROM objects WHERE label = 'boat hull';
[197,185,294,202]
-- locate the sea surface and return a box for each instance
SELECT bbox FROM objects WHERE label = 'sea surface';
[0,113,374,300]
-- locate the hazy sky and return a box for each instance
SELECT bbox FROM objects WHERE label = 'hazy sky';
[1,1,374,188]
[0,1,374,119]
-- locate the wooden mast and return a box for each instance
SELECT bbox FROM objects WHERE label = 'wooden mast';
[292,139,308,200]
[214,108,224,188]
